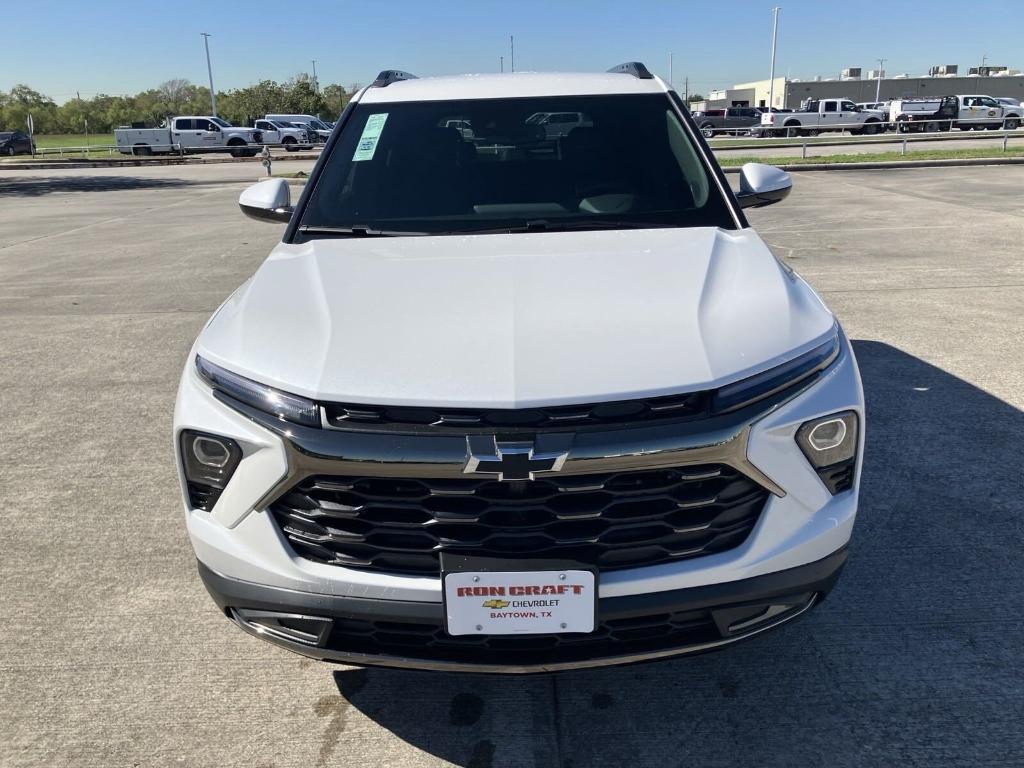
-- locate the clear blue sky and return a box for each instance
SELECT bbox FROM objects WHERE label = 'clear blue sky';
[3,0,1022,102]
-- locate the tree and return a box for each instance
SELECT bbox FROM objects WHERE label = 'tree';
[321,84,347,117]
[687,93,705,103]
[157,79,195,114]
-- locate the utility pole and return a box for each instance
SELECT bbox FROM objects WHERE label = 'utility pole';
[510,35,515,73]
[500,56,504,73]
[767,7,780,112]
[668,52,674,89]
[311,60,318,91]
[201,33,217,116]
[875,58,886,102]
[684,76,689,103]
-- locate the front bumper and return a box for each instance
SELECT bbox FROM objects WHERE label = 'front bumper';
[200,546,846,673]
[176,327,864,670]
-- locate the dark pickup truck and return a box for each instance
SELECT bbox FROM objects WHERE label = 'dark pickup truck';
[690,107,762,138]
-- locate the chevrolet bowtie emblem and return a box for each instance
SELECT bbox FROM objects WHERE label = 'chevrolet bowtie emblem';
[464,436,570,481]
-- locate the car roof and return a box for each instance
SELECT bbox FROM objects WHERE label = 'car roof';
[358,72,667,104]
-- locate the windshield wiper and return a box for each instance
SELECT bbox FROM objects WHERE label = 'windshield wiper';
[452,219,678,235]
[298,225,428,237]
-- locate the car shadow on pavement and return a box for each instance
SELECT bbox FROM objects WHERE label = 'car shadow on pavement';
[329,340,1024,768]
[0,175,197,197]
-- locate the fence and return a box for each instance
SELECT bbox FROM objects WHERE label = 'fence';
[706,117,1024,159]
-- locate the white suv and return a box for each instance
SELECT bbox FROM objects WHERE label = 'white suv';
[175,63,864,673]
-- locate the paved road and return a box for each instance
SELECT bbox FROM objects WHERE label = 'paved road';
[1,164,1022,767]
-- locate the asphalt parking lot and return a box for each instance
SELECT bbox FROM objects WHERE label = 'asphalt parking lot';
[1,163,1022,768]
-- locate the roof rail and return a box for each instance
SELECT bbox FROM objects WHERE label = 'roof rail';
[607,62,654,80]
[371,70,418,88]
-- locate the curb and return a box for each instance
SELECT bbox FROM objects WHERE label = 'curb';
[720,156,1024,173]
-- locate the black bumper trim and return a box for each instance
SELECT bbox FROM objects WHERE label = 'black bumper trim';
[198,548,846,673]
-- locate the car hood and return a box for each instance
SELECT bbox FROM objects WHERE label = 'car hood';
[197,228,836,407]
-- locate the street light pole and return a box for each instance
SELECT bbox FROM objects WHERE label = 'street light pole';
[875,58,887,102]
[767,7,780,111]
[669,52,674,89]
[312,60,318,91]
[510,35,515,73]
[201,33,217,116]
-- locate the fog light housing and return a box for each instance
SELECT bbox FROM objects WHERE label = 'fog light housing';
[180,430,242,510]
[795,411,858,494]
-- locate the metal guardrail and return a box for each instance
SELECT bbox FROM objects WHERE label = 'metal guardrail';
[27,141,324,159]
[707,117,1024,158]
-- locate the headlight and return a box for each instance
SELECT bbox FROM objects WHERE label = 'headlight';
[179,429,242,510]
[795,411,859,494]
[713,332,840,414]
[195,355,320,427]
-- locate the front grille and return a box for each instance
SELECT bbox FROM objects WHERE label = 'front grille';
[323,608,723,666]
[323,391,710,433]
[269,464,769,576]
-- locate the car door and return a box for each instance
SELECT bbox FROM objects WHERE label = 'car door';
[172,118,200,149]
[255,120,278,143]
[978,97,1002,123]
[841,101,859,130]
[959,97,980,125]
[819,100,840,129]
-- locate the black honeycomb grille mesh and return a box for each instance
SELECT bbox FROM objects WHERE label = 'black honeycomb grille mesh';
[269,463,768,576]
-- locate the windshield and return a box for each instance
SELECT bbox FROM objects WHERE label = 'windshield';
[298,94,733,237]
[309,119,329,130]
[273,121,295,128]
[210,117,232,128]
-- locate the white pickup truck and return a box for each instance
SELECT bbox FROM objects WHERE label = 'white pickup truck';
[758,98,887,137]
[953,95,1022,130]
[253,119,313,150]
[115,116,263,157]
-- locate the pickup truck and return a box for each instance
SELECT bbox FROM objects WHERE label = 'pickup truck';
[115,116,262,157]
[954,95,1022,130]
[691,107,762,138]
[253,119,313,150]
[889,97,959,133]
[757,98,886,137]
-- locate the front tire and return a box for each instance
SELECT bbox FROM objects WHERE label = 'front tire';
[1004,117,1020,130]
[700,124,714,139]
[283,137,298,152]
[861,121,880,135]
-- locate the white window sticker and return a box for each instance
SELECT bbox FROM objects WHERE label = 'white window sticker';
[352,113,388,161]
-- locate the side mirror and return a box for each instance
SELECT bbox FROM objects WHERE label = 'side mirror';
[239,178,293,222]
[736,163,792,209]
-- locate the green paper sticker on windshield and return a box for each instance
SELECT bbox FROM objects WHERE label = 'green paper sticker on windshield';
[352,113,388,161]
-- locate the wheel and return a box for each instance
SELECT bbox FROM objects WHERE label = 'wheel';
[227,139,247,158]
[862,121,880,135]
[924,121,940,133]
[283,136,298,152]
[700,124,714,139]
[897,121,910,134]
[1004,117,1020,130]
[4,146,13,156]
[133,144,152,156]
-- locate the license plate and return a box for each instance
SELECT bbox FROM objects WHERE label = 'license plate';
[443,569,596,636]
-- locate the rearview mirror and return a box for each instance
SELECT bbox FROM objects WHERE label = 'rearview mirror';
[735,163,792,209]
[239,178,293,223]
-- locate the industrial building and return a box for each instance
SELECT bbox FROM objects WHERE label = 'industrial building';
[692,65,1024,111]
